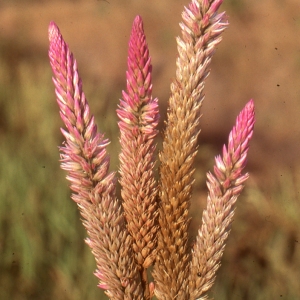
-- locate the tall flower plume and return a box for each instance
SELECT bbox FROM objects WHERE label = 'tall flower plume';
[117,15,159,297]
[48,22,143,299]
[152,1,228,298]
[189,99,255,299]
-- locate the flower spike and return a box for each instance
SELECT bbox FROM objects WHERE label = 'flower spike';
[153,1,228,299]
[48,21,143,299]
[117,15,159,298]
[189,99,255,299]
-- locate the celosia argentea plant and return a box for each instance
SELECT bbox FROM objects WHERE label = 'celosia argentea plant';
[48,0,255,299]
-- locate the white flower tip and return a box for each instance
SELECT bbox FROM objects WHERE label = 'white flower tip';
[48,21,60,42]
[246,99,254,112]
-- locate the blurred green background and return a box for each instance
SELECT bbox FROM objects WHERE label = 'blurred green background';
[1,0,300,299]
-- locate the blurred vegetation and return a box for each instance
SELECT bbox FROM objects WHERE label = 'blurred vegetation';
[0,42,108,299]
[1,1,300,300]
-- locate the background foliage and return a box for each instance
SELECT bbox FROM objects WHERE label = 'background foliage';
[0,0,300,299]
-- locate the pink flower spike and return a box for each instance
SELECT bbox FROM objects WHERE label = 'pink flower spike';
[190,100,255,299]
[214,99,255,192]
[117,15,159,270]
[48,21,142,298]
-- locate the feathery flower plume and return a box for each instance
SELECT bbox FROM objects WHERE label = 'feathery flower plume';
[152,1,228,298]
[48,22,143,299]
[117,15,159,298]
[189,99,255,299]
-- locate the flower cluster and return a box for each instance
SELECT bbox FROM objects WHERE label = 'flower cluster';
[48,0,255,299]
